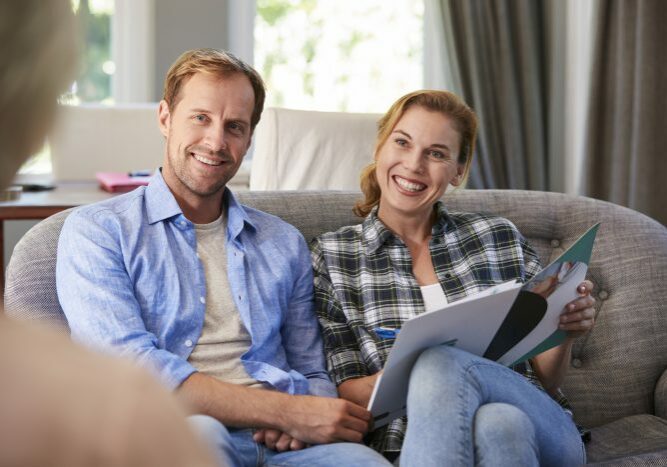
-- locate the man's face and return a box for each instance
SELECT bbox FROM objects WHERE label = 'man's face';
[158,72,254,202]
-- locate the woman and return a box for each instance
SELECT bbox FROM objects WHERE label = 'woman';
[311,90,595,466]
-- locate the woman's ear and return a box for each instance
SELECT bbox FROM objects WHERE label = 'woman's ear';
[450,165,465,186]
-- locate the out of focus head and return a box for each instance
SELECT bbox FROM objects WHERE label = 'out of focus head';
[0,0,78,189]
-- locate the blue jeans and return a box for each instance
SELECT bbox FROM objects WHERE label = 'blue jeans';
[189,415,390,467]
[400,345,586,467]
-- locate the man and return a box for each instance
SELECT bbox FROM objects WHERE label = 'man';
[57,48,388,466]
[0,2,215,466]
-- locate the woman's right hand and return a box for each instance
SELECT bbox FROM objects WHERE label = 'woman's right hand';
[338,372,382,408]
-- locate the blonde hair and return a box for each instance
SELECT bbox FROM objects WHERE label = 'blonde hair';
[162,48,266,130]
[0,0,78,189]
[354,90,478,218]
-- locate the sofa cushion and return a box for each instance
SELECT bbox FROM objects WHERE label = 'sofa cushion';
[585,415,667,463]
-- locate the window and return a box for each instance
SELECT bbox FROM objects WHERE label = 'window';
[254,0,424,113]
[20,0,114,175]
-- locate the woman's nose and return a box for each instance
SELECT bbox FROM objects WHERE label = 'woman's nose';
[403,149,424,173]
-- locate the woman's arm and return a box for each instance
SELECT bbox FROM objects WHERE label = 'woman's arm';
[338,373,382,408]
[531,280,596,392]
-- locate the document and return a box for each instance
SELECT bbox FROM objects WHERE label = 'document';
[368,223,600,427]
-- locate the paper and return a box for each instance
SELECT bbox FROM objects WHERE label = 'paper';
[368,223,600,427]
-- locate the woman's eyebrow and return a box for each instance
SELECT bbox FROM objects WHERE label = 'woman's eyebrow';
[392,129,412,139]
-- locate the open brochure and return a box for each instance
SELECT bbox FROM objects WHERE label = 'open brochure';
[368,223,600,428]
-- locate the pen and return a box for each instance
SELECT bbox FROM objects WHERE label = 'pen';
[128,170,153,177]
[373,327,401,339]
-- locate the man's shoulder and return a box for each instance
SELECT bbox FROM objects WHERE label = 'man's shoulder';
[64,187,148,230]
[240,203,304,239]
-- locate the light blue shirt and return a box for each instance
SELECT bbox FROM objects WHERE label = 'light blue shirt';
[57,171,336,397]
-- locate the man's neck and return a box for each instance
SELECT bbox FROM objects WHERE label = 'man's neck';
[173,189,226,224]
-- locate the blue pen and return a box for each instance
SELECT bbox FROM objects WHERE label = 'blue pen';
[128,170,153,177]
[373,326,401,339]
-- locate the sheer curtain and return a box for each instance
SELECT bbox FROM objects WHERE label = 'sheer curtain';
[427,0,553,190]
[582,0,667,226]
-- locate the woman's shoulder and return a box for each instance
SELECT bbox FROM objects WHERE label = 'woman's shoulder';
[445,210,523,238]
[313,223,364,248]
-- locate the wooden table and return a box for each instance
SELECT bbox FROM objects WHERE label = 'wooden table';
[0,183,116,296]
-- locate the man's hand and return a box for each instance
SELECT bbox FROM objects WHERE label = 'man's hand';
[279,395,372,445]
[253,428,306,452]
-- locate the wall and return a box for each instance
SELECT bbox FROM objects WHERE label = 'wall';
[153,0,229,101]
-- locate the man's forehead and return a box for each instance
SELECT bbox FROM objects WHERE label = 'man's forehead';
[174,71,254,112]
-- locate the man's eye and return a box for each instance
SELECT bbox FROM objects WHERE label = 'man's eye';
[228,122,245,134]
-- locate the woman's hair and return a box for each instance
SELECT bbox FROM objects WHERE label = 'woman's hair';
[354,90,478,218]
[0,0,78,189]
[162,48,266,130]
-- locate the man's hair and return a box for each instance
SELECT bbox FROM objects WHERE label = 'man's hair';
[162,48,266,130]
[354,90,478,217]
[0,0,78,189]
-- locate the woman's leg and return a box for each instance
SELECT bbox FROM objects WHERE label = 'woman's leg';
[473,403,538,467]
[400,345,585,467]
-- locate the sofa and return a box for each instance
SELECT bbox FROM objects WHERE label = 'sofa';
[4,187,667,465]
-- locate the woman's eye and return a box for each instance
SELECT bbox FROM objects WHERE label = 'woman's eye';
[395,138,408,147]
[194,114,207,122]
[428,150,446,160]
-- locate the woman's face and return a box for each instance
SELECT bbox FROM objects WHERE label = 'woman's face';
[376,105,465,224]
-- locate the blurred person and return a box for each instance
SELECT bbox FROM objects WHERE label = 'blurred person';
[311,90,596,465]
[57,48,389,466]
[0,1,216,466]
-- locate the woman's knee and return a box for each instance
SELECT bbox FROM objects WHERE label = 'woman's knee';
[474,403,535,445]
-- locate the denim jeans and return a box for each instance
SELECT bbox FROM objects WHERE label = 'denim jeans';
[189,415,390,467]
[400,345,586,467]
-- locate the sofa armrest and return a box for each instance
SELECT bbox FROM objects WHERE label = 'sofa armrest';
[656,368,667,419]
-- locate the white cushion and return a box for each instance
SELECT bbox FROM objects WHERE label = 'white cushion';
[49,103,164,181]
[250,107,380,190]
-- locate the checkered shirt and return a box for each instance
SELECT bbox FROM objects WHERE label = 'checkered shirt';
[311,202,573,457]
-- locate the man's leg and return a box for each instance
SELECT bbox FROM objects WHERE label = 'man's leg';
[400,345,585,467]
[266,442,391,467]
[189,415,257,467]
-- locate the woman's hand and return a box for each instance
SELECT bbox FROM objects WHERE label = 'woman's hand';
[559,280,596,338]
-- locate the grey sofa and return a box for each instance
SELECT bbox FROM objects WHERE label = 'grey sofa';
[5,189,667,465]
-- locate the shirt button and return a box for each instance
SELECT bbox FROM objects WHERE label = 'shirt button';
[184,339,193,348]
[598,290,609,300]
[571,358,582,368]
[199,296,206,304]
[238,295,243,301]
[550,239,560,248]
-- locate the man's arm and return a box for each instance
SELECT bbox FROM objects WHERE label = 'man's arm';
[177,372,371,444]
[280,235,337,398]
[56,209,197,389]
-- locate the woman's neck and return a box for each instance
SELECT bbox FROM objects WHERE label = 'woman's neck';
[377,204,436,245]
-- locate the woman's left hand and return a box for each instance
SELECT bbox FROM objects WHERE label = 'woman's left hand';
[559,279,596,338]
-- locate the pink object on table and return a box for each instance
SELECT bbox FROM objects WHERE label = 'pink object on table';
[95,172,151,193]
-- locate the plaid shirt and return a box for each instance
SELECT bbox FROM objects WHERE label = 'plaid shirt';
[311,202,572,457]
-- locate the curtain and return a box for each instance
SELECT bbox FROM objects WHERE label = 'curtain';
[430,0,552,190]
[582,0,667,226]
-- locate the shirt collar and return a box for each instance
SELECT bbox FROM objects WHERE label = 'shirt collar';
[145,170,183,224]
[361,201,453,254]
[145,169,256,236]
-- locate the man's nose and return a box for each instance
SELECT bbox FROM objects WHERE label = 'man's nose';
[204,124,228,152]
